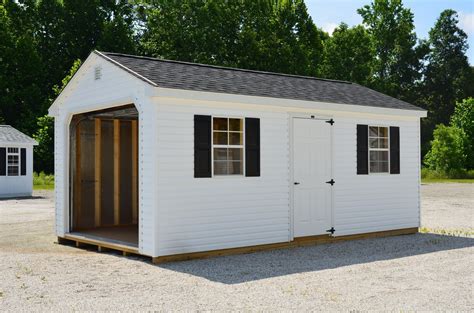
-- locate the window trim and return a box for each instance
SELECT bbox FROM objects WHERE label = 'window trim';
[367,125,390,175]
[211,116,246,177]
[6,147,20,177]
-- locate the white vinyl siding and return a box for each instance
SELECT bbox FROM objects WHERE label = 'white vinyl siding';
[0,146,34,198]
[155,102,290,256]
[51,55,156,256]
[332,117,420,235]
[51,52,422,258]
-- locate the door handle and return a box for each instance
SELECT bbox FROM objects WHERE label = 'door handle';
[294,182,300,185]
[325,179,335,186]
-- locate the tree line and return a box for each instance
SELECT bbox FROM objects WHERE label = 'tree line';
[0,0,472,174]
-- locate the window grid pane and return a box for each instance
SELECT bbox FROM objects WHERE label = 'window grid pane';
[368,126,389,173]
[212,117,244,176]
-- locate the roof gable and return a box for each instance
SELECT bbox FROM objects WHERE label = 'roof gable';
[0,125,38,145]
[97,51,425,112]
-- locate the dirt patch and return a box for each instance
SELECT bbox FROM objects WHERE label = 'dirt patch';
[0,186,472,311]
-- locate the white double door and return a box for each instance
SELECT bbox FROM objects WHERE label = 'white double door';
[292,117,332,237]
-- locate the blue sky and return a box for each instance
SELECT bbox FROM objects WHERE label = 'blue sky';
[306,0,474,64]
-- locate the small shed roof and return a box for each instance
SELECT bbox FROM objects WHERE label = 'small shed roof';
[0,125,38,145]
[96,51,425,112]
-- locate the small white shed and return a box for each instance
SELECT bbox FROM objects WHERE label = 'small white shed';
[0,125,38,198]
[49,51,427,262]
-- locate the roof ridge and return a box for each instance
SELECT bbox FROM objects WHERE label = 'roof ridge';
[99,51,353,85]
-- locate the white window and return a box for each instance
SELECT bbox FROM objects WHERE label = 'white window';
[7,147,19,176]
[369,126,389,173]
[212,117,244,175]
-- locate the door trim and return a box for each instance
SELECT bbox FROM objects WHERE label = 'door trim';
[289,113,334,241]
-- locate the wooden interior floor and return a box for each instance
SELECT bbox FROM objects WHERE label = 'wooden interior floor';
[70,225,138,247]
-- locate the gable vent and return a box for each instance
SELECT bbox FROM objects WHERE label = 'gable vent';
[94,66,102,80]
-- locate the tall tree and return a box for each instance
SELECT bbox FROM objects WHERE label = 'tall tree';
[421,10,473,128]
[321,23,374,84]
[358,0,423,101]
[96,0,137,53]
[0,1,43,134]
[139,0,325,76]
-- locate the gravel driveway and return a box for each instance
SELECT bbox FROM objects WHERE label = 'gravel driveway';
[0,184,472,311]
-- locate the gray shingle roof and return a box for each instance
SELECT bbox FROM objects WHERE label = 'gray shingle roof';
[0,125,37,145]
[97,51,424,112]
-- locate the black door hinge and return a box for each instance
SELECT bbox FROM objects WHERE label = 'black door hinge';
[326,118,334,125]
[325,179,335,186]
[326,227,335,234]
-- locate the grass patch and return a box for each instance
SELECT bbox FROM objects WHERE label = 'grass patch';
[419,227,474,237]
[33,184,54,190]
[421,168,474,183]
[422,178,474,183]
[33,172,54,190]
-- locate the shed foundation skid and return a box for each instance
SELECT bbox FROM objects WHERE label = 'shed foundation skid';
[151,227,418,263]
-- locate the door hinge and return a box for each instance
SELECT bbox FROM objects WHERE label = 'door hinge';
[326,118,334,125]
[325,179,335,186]
[326,227,335,235]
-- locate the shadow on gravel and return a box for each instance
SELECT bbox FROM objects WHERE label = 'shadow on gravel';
[0,196,45,201]
[158,233,473,284]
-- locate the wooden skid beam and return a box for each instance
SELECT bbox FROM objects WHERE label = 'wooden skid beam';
[62,234,139,255]
[131,120,138,224]
[61,228,418,264]
[152,227,419,264]
[94,118,102,227]
[113,119,120,225]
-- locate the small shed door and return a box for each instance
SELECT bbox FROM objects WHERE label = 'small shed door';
[293,118,332,237]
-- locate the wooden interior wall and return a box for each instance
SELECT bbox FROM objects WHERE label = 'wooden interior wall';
[119,121,133,225]
[100,120,115,226]
[75,119,96,229]
[72,117,138,231]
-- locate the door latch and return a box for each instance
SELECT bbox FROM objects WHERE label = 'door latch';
[294,182,300,185]
[326,227,335,235]
[325,179,335,186]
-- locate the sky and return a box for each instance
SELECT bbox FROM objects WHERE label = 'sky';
[306,0,474,64]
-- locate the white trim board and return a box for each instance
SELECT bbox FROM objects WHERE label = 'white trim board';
[152,87,427,118]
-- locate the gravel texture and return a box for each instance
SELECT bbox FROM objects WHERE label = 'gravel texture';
[0,184,473,311]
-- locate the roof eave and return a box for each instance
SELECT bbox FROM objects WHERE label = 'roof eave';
[151,86,428,118]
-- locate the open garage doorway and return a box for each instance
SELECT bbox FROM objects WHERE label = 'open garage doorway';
[69,104,139,248]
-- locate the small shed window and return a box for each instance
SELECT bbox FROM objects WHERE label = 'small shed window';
[212,117,244,175]
[7,147,19,176]
[368,126,389,173]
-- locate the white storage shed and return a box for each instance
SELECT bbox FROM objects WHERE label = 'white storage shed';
[49,51,427,262]
[0,125,38,198]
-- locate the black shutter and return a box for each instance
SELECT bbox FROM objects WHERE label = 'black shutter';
[357,124,369,175]
[0,148,5,176]
[390,126,400,174]
[194,115,212,177]
[245,118,260,177]
[20,148,26,176]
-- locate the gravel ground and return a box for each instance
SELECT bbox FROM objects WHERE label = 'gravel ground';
[0,184,473,311]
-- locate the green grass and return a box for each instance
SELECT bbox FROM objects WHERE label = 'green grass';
[422,178,474,183]
[420,226,474,237]
[33,172,54,190]
[421,168,474,183]
[33,184,55,190]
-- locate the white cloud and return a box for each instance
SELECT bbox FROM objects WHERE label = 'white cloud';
[459,12,474,34]
[322,22,339,35]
